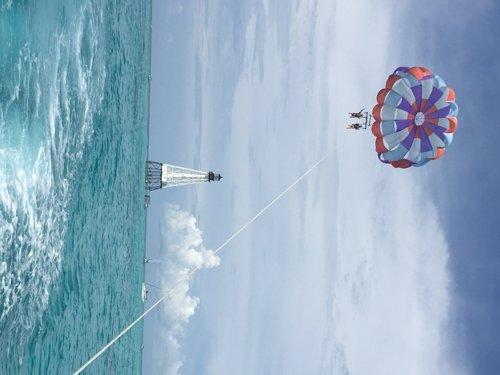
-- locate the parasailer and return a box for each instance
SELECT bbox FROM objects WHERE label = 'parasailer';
[349,109,366,118]
[347,123,363,130]
[371,66,458,168]
[346,111,372,130]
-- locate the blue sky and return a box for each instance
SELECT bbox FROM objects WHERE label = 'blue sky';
[144,0,500,374]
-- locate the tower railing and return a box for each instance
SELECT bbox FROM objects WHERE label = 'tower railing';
[146,161,162,191]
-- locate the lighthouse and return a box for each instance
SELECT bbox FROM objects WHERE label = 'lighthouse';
[146,161,222,191]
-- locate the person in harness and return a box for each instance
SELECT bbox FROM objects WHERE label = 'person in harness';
[349,109,365,118]
[346,123,363,130]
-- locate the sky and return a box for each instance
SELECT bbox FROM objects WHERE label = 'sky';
[144,0,500,374]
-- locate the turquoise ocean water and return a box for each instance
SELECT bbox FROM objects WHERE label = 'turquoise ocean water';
[0,1,150,373]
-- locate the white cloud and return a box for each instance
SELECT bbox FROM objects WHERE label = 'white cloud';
[323,1,463,373]
[151,204,220,375]
[327,169,460,374]
[146,0,465,374]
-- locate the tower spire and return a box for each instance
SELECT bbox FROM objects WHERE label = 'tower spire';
[146,161,222,191]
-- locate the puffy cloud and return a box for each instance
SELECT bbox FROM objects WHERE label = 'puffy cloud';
[152,204,219,375]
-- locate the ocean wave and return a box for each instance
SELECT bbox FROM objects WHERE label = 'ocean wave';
[0,0,106,350]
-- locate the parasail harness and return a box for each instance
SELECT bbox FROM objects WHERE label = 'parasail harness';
[347,109,372,130]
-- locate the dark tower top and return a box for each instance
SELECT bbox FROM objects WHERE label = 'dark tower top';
[208,171,223,182]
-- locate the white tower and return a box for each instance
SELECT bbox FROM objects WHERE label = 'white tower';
[146,161,222,191]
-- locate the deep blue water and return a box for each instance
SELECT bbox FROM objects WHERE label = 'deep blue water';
[0,0,150,373]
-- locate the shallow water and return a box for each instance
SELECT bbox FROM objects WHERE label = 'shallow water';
[0,0,150,373]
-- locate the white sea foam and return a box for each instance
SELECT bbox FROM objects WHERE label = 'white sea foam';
[0,1,106,341]
[0,147,62,327]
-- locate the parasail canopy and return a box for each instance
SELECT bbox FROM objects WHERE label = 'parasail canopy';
[372,66,458,168]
